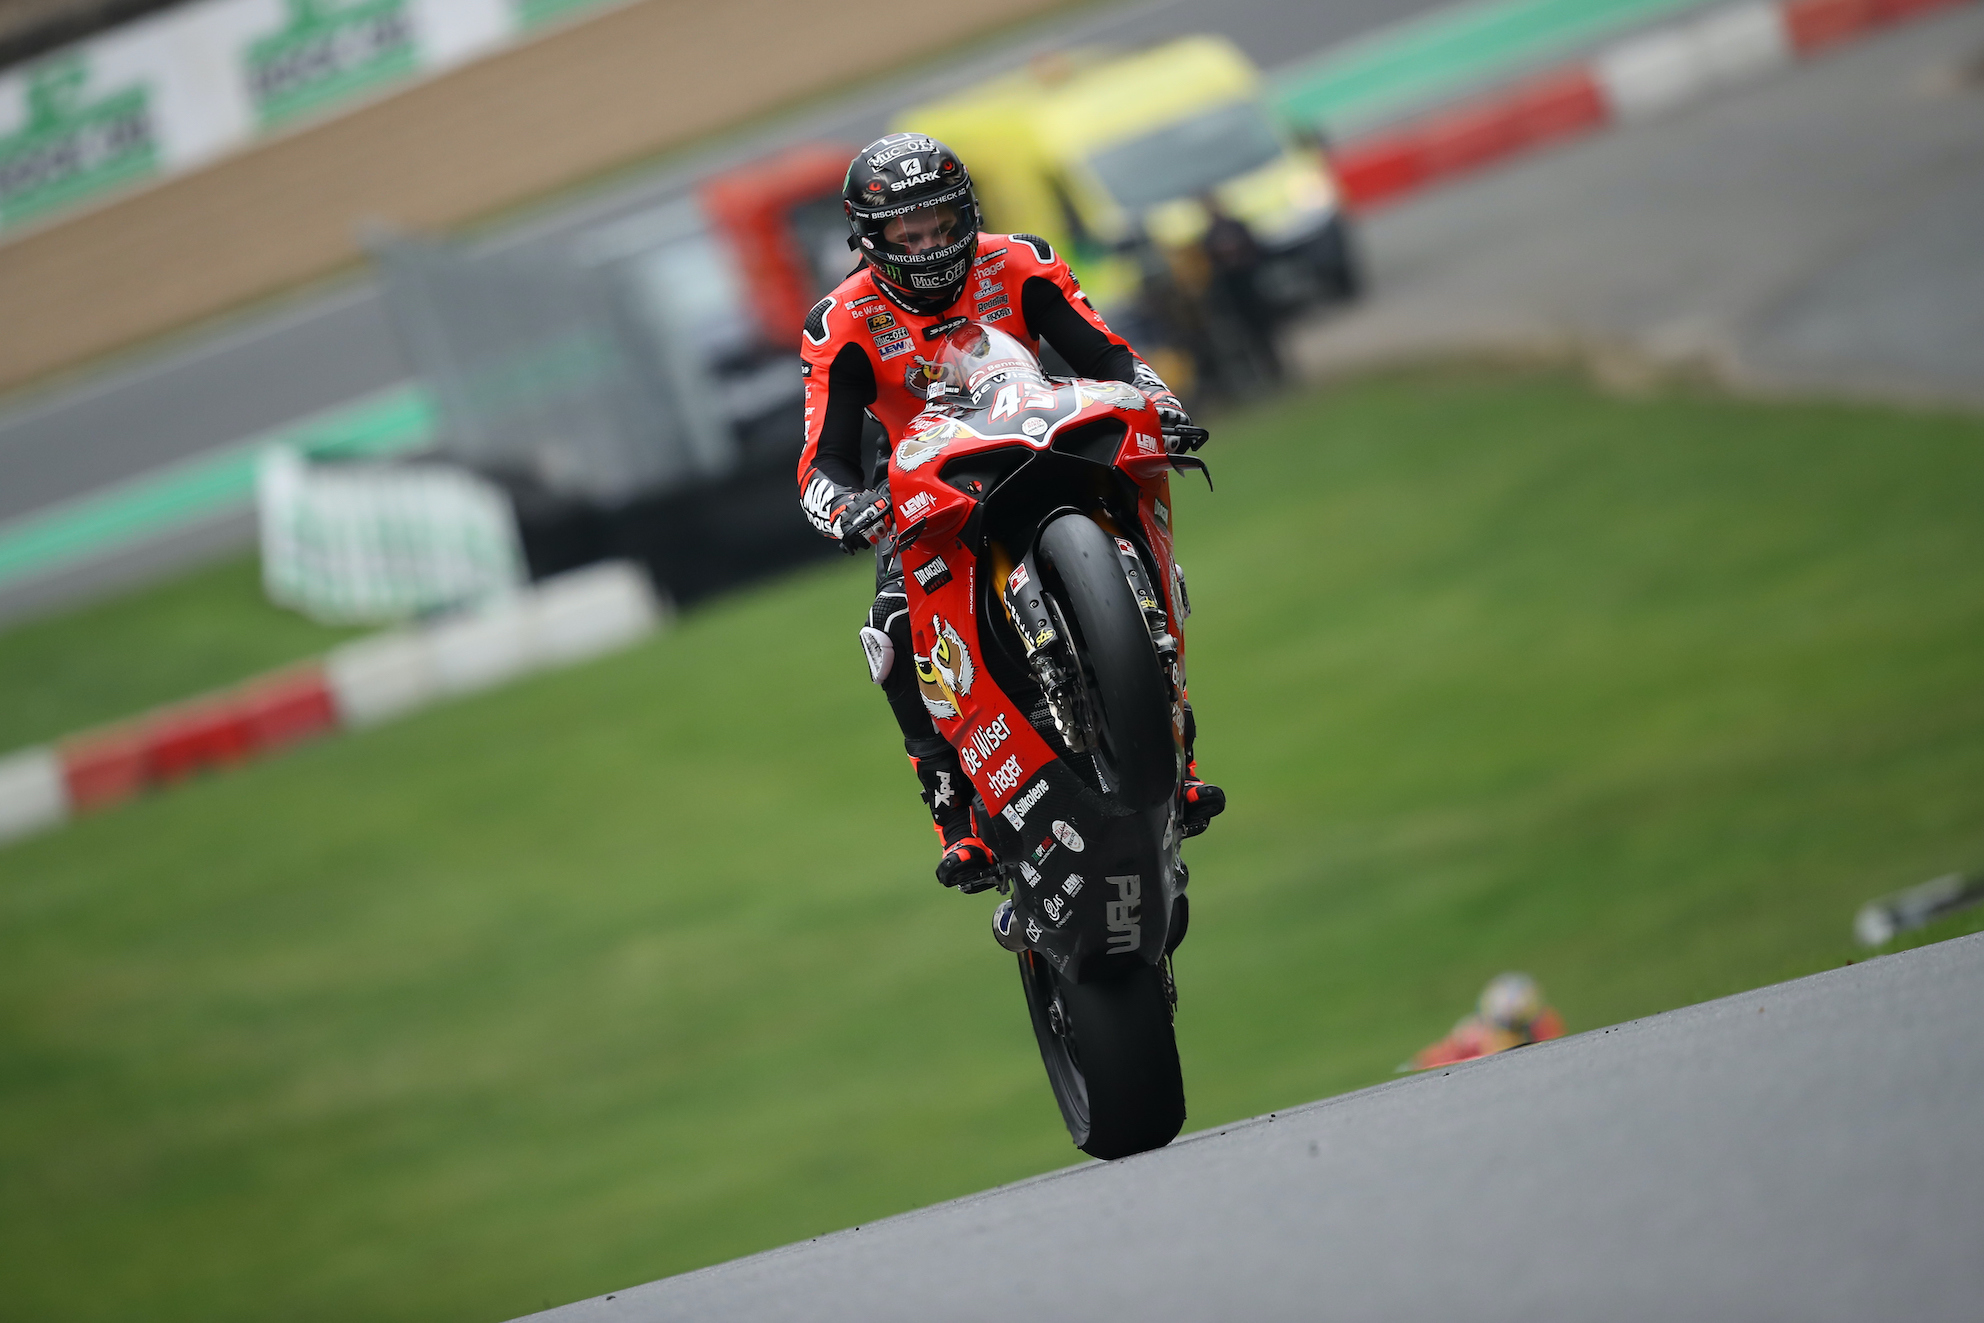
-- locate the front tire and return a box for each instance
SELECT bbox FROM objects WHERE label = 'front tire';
[1020,952,1185,1160]
[1038,514,1176,808]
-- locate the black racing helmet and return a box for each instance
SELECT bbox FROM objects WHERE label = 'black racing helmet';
[844,133,980,314]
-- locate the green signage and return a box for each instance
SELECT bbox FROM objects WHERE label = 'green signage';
[0,54,159,229]
[514,0,620,32]
[245,0,419,127]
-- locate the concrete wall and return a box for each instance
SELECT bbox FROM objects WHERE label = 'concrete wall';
[0,0,1072,395]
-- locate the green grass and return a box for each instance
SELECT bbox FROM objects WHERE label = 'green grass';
[0,556,361,750]
[3,368,1982,1322]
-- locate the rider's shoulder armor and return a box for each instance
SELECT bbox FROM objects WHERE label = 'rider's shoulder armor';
[799,269,886,362]
[802,296,835,346]
[1009,233,1056,264]
[979,233,1077,305]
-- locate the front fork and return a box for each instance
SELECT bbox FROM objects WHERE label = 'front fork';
[1107,534,1179,685]
[993,519,1185,754]
[999,549,1093,752]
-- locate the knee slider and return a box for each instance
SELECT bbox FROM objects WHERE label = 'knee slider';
[862,583,909,685]
[858,625,893,684]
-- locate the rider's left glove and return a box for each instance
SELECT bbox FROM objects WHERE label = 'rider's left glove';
[1146,391,1192,434]
[836,487,890,554]
[1147,392,1209,454]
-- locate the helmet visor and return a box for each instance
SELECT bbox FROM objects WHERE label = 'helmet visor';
[878,203,964,257]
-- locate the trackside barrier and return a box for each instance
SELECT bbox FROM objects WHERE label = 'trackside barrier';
[326,559,661,727]
[1333,0,1975,208]
[0,561,661,847]
[0,747,67,839]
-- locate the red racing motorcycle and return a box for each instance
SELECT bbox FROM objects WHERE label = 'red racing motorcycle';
[880,321,1211,1160]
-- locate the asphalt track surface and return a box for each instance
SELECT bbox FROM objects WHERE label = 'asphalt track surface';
[1290,2,1984,406]
[514,932,1984,1323]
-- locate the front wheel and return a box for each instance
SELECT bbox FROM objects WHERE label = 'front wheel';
[1038,514,1176,808]
[1020,952,1185,1160]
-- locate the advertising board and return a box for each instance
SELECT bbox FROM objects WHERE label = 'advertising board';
[0,0,623,235]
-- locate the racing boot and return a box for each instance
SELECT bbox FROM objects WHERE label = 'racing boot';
[937,818,1002,893]
[1181,761,1226,839]
[913,748,1001,892]
[1178,701,1226,839]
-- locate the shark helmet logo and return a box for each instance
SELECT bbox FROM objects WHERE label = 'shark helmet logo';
[914,615,976,720]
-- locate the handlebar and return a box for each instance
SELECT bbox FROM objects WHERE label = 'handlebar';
[1165,425,1210,454]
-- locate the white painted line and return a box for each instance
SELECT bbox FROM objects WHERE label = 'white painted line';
[425,605,536,699]
[1598,0,1792,120]
[527,560,665,666]
[0,746,69,845]
[325,631,438,729]
[1694,2,1792,82]
[1599,26,1715,117]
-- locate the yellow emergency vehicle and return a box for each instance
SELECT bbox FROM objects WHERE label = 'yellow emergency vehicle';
[894,35,1358,316]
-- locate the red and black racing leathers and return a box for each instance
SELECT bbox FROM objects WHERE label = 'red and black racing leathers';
[797,232,1170,540]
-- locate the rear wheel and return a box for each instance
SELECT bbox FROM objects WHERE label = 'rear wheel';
[1038,514,1176,809]
[1020,952,1185,1160]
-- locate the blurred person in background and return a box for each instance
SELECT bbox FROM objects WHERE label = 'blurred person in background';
[1197,192,1283,387]
[1117,233,1213,410]
[797,133,1226,891]
[1409,972,1565,1070]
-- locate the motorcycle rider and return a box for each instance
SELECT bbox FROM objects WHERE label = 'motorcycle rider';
[797,133,1225,891]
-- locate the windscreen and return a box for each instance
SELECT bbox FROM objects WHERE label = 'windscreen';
[1086,101,1284,213]
[909,320,1049,405]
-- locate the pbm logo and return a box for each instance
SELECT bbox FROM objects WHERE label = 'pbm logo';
[1105,875,1142,954]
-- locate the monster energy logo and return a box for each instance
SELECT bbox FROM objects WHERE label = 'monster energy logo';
[246,0,418,127]
[0,54,158,228]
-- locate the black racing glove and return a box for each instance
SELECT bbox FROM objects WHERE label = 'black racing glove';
[1146,390,1192,433]
[836,486,890,554]
[1131,362,1205,452]
[1149,394,1209,453]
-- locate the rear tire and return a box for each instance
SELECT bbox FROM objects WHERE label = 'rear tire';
[1020,952,1185,1160]
[1038,514,1176,808]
